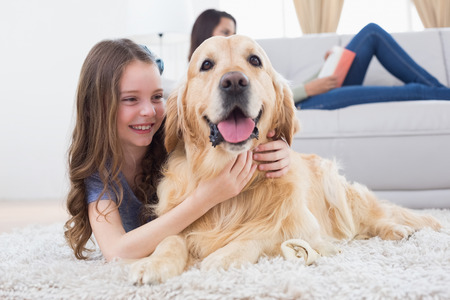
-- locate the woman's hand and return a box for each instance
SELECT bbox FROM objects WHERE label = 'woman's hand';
[304,75,339,97]
[324,49,333,60]
[195,150,257,209]
[253,130,290,178]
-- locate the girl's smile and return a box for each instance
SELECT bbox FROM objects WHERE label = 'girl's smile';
[129,123,154,133]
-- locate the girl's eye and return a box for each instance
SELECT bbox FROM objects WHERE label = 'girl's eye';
[152,94,164,102]
[200,60,214,71]
[249,55,262,67]
[123,97,137,102]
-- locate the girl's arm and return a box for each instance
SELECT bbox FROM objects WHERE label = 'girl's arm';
[89,150,257,261]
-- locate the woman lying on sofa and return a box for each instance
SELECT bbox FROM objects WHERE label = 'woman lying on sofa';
[293,23,450,110]
[189,12,450,110]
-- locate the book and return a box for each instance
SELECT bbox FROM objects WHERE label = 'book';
[317,46,356,87]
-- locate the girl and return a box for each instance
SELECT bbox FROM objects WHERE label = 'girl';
[64,38,291,261]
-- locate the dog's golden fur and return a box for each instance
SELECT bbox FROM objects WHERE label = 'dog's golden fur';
[130,35,441,284]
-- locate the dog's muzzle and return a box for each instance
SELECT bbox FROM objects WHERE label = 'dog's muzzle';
[205,110,261,147]
[204,71,261,147]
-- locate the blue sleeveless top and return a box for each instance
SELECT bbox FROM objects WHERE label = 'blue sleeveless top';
[84,171,148,232]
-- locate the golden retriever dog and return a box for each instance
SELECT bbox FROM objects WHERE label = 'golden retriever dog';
[130,35,441,284]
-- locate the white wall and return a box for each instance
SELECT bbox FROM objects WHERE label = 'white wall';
[0,0,129,201]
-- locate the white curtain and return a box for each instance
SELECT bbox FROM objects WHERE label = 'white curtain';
[292,0,345,34]
[413,0,450,28]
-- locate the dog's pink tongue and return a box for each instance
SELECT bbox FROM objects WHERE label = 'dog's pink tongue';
[217,110,255,143]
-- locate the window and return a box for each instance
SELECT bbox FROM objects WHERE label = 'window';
[338,0,423,34]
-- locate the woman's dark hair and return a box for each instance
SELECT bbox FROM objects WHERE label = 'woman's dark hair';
[188,9,236,61]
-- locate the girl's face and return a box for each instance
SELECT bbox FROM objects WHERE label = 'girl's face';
[117,60,165,155]
[212,17,236,37]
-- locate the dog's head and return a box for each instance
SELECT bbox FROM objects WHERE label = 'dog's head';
[165,35,299,154]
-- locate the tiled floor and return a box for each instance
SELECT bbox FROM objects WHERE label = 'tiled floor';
[0,200,69,233]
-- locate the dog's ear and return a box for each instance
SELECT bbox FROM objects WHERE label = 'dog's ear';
[164,83,186,153]
[272,74,300,146]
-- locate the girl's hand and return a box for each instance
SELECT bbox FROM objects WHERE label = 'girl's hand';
[195,150,257,208]
[304,75,339,97]
[253,130,290,178]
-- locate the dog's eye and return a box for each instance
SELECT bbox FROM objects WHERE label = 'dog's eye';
[200,60,214,71]
[249,55,262,67]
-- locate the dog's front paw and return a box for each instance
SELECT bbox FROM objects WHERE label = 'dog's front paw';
[201,252,244,271]
[200,240,262,271]
[314,240,340,257]
[129,256,183,285]
[379,223,415,240]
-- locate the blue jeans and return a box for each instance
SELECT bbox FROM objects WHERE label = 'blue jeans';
[299,23,450,110]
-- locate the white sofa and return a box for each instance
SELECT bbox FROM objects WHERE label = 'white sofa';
[257,28,450,209]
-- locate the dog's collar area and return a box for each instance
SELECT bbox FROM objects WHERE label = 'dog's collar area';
[204,109,261,147]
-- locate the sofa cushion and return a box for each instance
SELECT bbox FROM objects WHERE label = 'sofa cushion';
[440,28,450,87]
[294,100,450,191]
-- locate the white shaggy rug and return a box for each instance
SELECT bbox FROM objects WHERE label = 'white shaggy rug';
[1,209,450,300]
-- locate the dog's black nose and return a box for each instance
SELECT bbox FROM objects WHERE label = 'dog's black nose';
[220,71,249,95]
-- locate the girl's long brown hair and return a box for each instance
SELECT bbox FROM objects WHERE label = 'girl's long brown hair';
[64,39,166,259]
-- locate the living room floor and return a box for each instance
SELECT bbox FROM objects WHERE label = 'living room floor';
[0,200,68,234]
